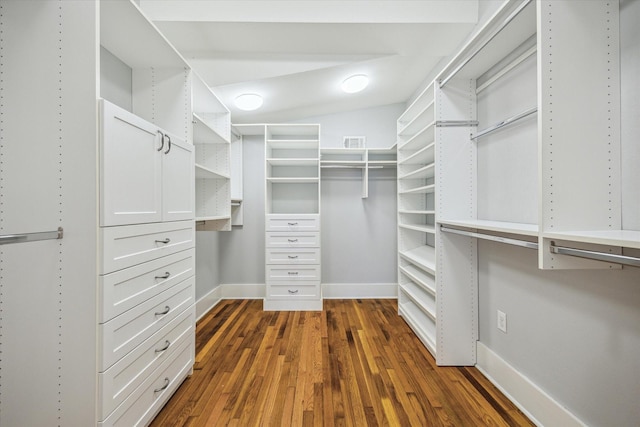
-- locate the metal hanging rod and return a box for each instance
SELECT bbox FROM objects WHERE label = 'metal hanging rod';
[549,243,640,267]
[470,107,537,140]
[440,225,538,250]
[476,45,537,94]
[439,0,533,88]
[0,227,64,246]
[436,120,479,128]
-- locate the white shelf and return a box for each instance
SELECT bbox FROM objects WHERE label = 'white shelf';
[266,158,319,166]
[543,230,640,250]
[196,215,231,222]
[399,163,435,180]
[321,148,365,156]
[399,142,436,166]
[193,114,229,145]
[100,1,188,69]
[195,164,230,180]
[400,283,436,321]
[266,177,319,184]
[398,299,437,356]
[398,122,436,152]
[398,81,435,126]
[398,100,435,135]
[266,139,319,150]
[399,245,436,275]
[368,161,397,168]
[400,210,435,216]
[399,224,436,234]
[399,184,435,195]
[438,219,539,237]
[399,265,436,296]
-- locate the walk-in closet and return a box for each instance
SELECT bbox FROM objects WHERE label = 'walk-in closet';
[1,1,638,426]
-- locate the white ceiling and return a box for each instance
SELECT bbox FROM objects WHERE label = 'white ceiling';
[140,1,479,123]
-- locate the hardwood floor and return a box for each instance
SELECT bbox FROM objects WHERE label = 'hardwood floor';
[150,299,534,426]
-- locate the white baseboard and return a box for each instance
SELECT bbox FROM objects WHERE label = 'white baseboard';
[476,342,586,427]
[216,283,398,300]
[195,286,222,321]
[322,283,398,299]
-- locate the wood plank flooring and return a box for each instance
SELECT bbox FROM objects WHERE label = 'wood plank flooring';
[150,299,534,426]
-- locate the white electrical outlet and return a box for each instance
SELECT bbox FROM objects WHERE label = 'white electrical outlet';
[497,310,507,333]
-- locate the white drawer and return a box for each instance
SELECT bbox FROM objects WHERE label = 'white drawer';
[99,277,194,371]
[268,282,320,298]
[266,265,320,282]
[266,214,319,232]
[101,221,195,274]
[100,249,194,323]
[266,248,320,265]
[266,232,319,248]
[98,307,194,420]
[99,338,193,427]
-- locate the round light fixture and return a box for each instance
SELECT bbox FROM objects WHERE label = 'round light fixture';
[235,93,263,111]
[341,74,369,93]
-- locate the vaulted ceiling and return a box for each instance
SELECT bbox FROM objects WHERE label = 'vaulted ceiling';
[140,1,479,123]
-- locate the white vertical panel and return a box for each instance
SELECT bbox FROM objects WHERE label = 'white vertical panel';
[162,135,195,221]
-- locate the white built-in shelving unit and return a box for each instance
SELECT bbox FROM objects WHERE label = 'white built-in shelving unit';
[230,125,244,226]
[397,0,636,366]
[320,147,396,198]
[192,75,232,231]
[264,125,322,311]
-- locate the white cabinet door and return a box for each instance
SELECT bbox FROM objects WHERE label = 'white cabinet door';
[101,100,163,226]
[162,134,195,222]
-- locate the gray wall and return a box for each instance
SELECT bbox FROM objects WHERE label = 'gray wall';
[218,104,402,286]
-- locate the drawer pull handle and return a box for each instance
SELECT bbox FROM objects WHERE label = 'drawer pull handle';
[155,272,171,279]
[287,239,298,243]
[164,134,172,154]
[288,271,299,275]
[288,289,299,294]
[155,238,171,244]
[156,131,165,152]
[154,377,171,393]
[155,340,171,353]
[287,255,298,259]
[288,222,298,226]
[155,305,170,316]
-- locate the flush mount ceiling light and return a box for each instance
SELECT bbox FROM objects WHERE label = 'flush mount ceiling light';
[235,93,263,111]
[341,74,369,94]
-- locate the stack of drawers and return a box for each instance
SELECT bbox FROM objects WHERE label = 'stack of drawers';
[98,221,195,426]
[265,214,322,311]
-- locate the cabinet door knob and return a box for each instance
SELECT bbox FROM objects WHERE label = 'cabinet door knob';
[155,238,171,244]
[154,305,170,316]
[155,272,171,279]
[288,289,299,294]
[154,340,171,353]
[157,131,165,152]
[154,377,171,393]
[164,134,172,154]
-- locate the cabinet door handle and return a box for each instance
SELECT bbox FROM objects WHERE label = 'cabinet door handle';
[288,222,298,226]
[154,305,170,316]
[155,272,171,279]
[287,255,298,259]
[154,377,171,393]
[155,238,171,244]
[288,271,299,275]
[288,289,299,294]
[157,131,165,152]
[164,134,172,154]
[287,239,298,243]
[154,340,171,353]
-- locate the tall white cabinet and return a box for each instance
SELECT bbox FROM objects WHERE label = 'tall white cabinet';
[0,1,201,425]
[264,124,322,311]
[398,0,634,366]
